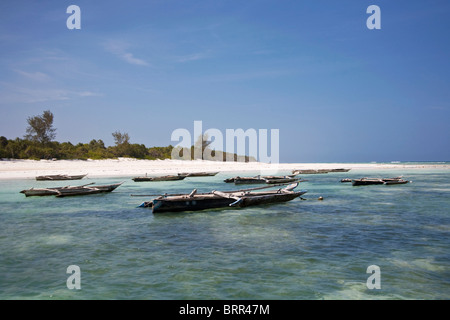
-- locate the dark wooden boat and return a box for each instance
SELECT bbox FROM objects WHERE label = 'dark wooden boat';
[331,168,351,172]
[132,175,186,182]
[225,175,298,184]
[55,182,123,197]
[340,178,352,183]
[292,168,350,174]
[35,174,87,181]
[383,179,410,185]
[351,178,384,186]
[233,176,267,185]
[265,177,299,184]
[178,172,219,177]
[138,182,307,214]
[20,182,123,197]
[291,169,328,175]
[352,177,406,186]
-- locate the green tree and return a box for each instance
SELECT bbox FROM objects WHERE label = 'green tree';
[0,136,7,148]
[111,131,132,157]
[112,131,130,146]
[25,110,56,144]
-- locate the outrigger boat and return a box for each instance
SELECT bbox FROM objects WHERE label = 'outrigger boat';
[178,172,219,177]
[351,177,410,186]
[20,182,123,197]
[35,174,87,181]
[132,175,185,182]
[226,176,266,184]
[265,176,300,184]
[137,182,307,214]
[330,168,351,172]
[383,179,411,185]
[224,175,298,185]
[292,168,350,175]
[291,169,328,175]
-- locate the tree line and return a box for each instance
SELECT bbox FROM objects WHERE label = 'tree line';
[0,110,173,160]
[0,135,175,161]
[0,110,252,161]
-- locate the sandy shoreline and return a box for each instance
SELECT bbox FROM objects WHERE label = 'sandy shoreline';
[0,158,448,180]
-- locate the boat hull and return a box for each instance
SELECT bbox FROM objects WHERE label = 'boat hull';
[352,177,407,186]
[149,190,306,213]
[132,175,185,182]
[20,183,123,197]
[35,174,86,181]
[236,192,303,207]
[20,188,60,197]
[152,197,235,213]
[265,178,298,184]
[179,172,219,177]
[234,178,266,185]
[351,179,384,186]
[55,183,122,197]
[383,180,409,185]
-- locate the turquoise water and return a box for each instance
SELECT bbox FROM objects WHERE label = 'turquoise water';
[0,167,449,299]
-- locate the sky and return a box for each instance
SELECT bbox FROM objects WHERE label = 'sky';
[0,0,449,162]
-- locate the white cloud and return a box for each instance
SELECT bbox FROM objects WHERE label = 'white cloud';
[0,82,103,104]
[103,40,149,66]
[78,91,103,97]
[15,70,50,81]
[121,53,149,66]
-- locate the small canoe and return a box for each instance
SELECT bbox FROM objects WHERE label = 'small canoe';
[292,169,350,174]
[352,177,407,186]
[178,172,219,177]
[20,182,123,197]
[233,177,267,185]
[383,179,410,185]
[55,182,123,197]
[225,175,299,184]
[265,177,299,184]
[351,178,384,186]
[291,169,328,175]
[132,175,186,182]
[36,174,87,181]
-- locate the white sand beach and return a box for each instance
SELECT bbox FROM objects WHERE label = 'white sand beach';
[0,158,448,180]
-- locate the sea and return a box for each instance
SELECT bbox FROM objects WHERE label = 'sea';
[0,163,449,300]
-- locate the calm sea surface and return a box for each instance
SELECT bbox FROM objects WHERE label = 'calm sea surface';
[0,164,449,299]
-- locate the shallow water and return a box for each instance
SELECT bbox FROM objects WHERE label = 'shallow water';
[0,167,449,299]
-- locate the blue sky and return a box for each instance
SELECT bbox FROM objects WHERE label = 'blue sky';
[0,0,449,162]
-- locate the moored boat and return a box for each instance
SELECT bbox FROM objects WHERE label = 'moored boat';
[225,175,299,185]
[330,168,351,172]
[35,174,87,181]
[138,182,307,214]
[132,175,185,182]
[292,169,329,175]
[55,182,123,197]
[178,172,219,177]
[233,176,267,185]
[351,177,409,186]
[383,179,410,185]
[20,182,123,197]
[351,178,384,186]
[265,177,299,184]
[292,168,351,174]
